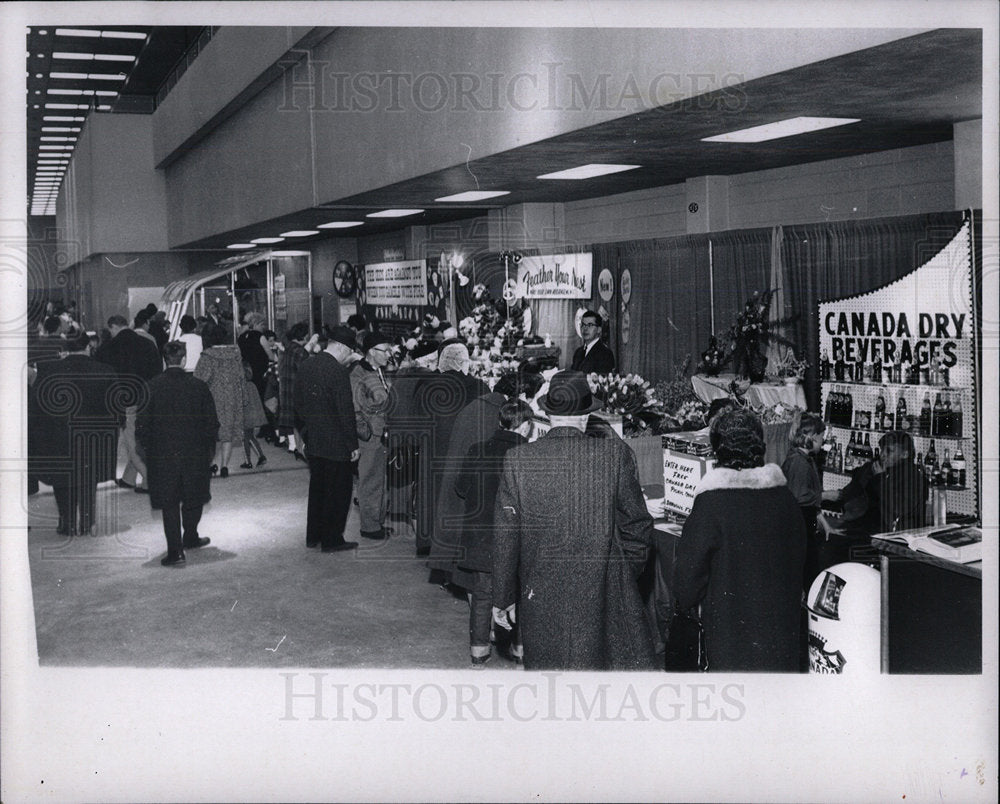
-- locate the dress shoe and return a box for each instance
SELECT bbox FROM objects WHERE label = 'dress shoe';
[183,536,211,549]
[321,541,358,553]
[291,450,306,463]
[470,652,492,666]
[210,464,218,476]
[219,467,229,478]
[134,486,149,494]
[160,552,187,567]
[239,462,253,469]
[306,540,320,548]
[360,528,387,540]
[256,455,267,467]
[115,478,135,489]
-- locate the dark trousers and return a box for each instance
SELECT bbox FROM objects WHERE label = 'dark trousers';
[467,569,521,654]
[162,502,204,557]
[52,465,97,533]
[306,455,353,548]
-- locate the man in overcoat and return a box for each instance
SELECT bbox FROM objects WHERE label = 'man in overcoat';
[136,341,219,566]
[570,309,616,375]
[28,332,120,536]
[492,370,655,670]
[349,331,393,540]
[294,326,360,552]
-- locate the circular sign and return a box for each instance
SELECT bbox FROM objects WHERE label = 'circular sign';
[620,268,632,305]
[597,268,615,302]
[501,279,518,302]
[574,307,586,338]
[621,307,631,345]
[333,260,356,298]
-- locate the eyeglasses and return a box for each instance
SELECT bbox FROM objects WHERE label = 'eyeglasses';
[580,322,599,328]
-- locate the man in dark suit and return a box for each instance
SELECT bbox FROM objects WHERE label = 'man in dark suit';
[28,333,119,536]
[294,326,361,552]
[570,309,616,374]
[136,341,219,567]
[492,370,655,670]
[95,313,162,492]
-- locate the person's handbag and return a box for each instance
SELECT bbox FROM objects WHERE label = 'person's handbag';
[663,602,708,672]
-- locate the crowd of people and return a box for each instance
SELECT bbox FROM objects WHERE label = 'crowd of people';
[25,300,930,673]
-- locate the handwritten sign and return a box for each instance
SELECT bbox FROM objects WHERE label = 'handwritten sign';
[516,253,592,299]
[364,260,427,305]
[663,449,715,516]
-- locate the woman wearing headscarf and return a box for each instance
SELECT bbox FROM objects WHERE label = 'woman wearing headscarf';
[673,408,806,672]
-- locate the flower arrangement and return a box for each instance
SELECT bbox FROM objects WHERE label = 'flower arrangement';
[459,283,534,352]
[652,357,709,434]
[587,372,664,436]
[754,401,803,425]
[697,336,726,376]
[769,350,809,382]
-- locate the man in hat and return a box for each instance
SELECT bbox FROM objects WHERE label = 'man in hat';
[350,331,394,540]
[571,309,616,375]
[294,325,361,552]
[492,370,655,670]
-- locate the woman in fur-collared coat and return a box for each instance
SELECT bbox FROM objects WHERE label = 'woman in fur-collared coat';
[673,408,806,672]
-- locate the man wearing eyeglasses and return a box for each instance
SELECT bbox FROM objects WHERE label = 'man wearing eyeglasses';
[570,309,616,375]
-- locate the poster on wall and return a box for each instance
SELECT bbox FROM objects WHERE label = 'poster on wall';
[516,253,592,299]
[817,218,978,518]
[364,260,427,306]
[361,257,449,333]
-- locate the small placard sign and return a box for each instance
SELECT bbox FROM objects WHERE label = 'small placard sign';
[663,449,715,515]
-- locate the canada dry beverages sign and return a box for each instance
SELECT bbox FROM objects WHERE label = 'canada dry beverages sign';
[516,253,593,299]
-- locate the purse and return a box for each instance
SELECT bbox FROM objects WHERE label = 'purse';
[663,602,708,672]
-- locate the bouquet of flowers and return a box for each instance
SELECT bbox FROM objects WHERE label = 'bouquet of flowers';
[754,401,803,425]
[697,336,726,376]
[660,399,709,432]
[769,350,809,382]
[587,372,664,436]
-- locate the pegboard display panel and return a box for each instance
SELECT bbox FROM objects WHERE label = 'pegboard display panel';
[817,219,979,519]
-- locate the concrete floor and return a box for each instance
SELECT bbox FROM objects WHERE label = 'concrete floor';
[26,445,522,670]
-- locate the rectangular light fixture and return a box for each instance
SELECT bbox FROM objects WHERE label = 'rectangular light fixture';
[42,116,84,122]
[49,72,88,80]
[701,116,862,143]
[44,103,89,109]
[41,127,80,132]
[40,137,77,142]
[250,237,285,244]
[55,28,101,38]
[434,190,510,202]
[537,164,641,180]
[227,243,255,250]
[101,31,147,40]
[279,230,319,237]
[52,52,136,62]
[318,221,363,229]
[366,209,424,218]
[270,251,310,257]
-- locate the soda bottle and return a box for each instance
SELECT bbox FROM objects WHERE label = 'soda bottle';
[942,449,954,486]
[895,391,907,430]
[875,390,886,431]
[919,393,932,436]
[952,445,966,487]
[952,395,963,437]
[932,393,943,436]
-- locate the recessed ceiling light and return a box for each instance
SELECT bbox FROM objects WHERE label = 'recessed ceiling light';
[317,221,364,229]
[250,237,285,244]
[40,137,77,142]
[227,243,256,249]
[270,251,310,257]
[96,105,112,111]
[48,89,87,96]
[50,72,88,80]
[434,190,511,202]
[41,127,76,132]
[279,230,320,237]
[366,209,424,218]
[44,103,88,109]
[55,28,101,38]
[537,164,641,180]
[701,117,862,143]
[101,31,147,40]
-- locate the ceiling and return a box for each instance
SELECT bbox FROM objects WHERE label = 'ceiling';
[26,27,982,248]
[25,25,205,215]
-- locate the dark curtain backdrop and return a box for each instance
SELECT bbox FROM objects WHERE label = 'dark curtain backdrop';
[708,227,774,342]
[781,210,966,409]
[619,236,712,383]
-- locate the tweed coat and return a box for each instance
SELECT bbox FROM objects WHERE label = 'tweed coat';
[293,350,358,461]
[570,339,616,375]
[493,427,655,670]
[28,353,120,485]
[136,367,219,510]
[193,345,248,442]
[673,464,806,672]
[427,390,507,573]
[277,339,309,429]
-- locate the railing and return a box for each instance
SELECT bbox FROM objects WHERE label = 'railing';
[154,26,219,107]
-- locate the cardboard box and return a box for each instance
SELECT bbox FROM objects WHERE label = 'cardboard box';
[662,432,715,516]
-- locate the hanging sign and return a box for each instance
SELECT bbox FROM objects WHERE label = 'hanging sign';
[597,268,615,302]
[620,268,632,305]
[516,253,592,299]
[363,260,427,306]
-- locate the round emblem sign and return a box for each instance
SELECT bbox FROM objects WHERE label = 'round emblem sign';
[597,268,614,302]
[620,269,632,305]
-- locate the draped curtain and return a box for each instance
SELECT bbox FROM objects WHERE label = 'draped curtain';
[619,236,711,383]
[781,211,966,409]
[707,227,774,343]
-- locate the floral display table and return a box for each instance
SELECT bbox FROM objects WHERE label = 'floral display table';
[691,373,807,410]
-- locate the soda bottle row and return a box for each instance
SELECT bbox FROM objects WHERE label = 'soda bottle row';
[917,441,967,487]
[820,348,952,386]
[825,385,964,437]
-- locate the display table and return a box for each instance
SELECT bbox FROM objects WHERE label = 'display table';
[692,373,807,410]
[871,535,981,674]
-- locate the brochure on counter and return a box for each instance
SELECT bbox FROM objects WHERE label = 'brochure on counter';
[874,524,983,563]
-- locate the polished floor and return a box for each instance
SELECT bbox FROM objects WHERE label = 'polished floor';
[26,445,522,670]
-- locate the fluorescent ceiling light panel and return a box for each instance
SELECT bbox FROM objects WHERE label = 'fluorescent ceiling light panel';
[279,230,319,237]
[50,72,88,79]
[101,31,147,40]
[55,28,101,38]
[434,190,511,202]
[701,116,862,143]
[317,221,363,229]
[270,251,310,257]
[44,104,87,109]
[366,209,424,218]
[227,243,255,249]
[48,89,87,96]
[41,127,80,132]
[52,52,136,62]
[250,237,285,244]
[537,164,641,180]
[43,116,84,121]
[40,137,77,141]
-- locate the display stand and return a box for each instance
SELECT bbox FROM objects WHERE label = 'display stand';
[817,216,980,521]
